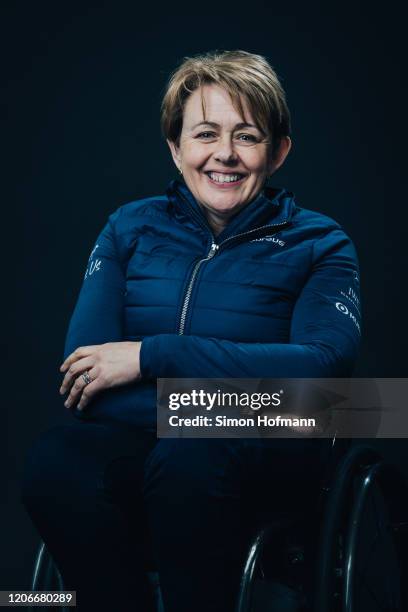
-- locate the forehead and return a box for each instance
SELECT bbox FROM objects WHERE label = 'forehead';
[182,84,255,128]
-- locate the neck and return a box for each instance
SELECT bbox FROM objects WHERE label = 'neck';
[203,209,230,236]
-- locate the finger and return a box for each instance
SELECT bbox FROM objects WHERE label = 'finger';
[77,372,102,411]
[60,345,99,373]
[60,356,95,395]
[64,374,89,409]
[64,367,98,410]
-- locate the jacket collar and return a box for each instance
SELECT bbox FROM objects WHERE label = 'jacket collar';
[166,179,296,241]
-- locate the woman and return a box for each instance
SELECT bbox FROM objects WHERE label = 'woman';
[22,50,361,612]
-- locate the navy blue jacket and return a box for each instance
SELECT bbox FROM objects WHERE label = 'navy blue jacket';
[64,180,361,427]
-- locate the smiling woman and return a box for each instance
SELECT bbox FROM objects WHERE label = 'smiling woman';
[22,50,362,612]
[167,84,291,234]
[163,51,292,234]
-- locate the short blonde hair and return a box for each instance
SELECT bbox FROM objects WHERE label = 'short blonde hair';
[161,50,291,155]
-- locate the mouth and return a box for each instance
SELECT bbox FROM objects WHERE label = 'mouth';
[204,171,247,187]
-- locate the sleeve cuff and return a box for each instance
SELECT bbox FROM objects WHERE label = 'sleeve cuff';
[140,336,156,379]
[140,334,180,379]
[140,335,172,379]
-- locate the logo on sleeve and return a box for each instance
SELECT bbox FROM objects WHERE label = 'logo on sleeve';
[340,286,361,315]
[89,244,99,260]
[84,244,102,279]
[335,301,361,334]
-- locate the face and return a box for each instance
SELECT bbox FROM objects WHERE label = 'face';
[168,84,291,230]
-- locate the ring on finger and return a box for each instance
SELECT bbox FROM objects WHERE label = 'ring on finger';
[82,371,92,386]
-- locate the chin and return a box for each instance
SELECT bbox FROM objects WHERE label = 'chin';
[215,197,246,213]
[205,198,243,215]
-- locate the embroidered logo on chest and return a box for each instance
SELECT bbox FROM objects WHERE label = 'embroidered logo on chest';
[250,236,286,247]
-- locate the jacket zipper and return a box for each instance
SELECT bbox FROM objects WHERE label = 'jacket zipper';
[178,242,219,335]
[216,220,289,252]
[177,221,289,335]
[175,185,290,335]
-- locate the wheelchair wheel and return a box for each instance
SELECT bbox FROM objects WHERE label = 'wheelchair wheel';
[343,463,402,611]
[30,541,165,612]
[30,543,69,612]
[315,446,408,612]
[236,517,313,612]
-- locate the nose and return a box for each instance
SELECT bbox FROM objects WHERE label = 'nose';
[213,135,238,165]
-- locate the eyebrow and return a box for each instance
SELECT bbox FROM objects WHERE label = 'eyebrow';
[191,120,260,131]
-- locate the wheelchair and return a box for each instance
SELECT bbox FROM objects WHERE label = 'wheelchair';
[30,439,408,612]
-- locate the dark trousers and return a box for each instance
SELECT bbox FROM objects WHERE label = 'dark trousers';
[21,421,327,612]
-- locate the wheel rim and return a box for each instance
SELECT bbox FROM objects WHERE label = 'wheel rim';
[344,464,402,612]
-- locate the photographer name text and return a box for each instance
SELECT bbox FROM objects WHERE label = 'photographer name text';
[167,415,316,428]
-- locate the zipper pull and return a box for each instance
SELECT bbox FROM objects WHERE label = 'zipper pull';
[208,243,219,258]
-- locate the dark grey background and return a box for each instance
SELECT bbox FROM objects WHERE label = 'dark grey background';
[3,0,407,591]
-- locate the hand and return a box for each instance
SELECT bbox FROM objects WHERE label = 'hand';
[59,341,142,411]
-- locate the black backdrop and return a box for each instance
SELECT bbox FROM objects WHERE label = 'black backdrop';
[3,1,407,591]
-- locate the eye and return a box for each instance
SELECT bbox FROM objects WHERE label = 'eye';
[236,133,258,143]
[196,131,217,140]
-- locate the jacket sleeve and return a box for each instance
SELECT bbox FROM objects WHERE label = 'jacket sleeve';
[140,229,362,378]
[63,209,125,360]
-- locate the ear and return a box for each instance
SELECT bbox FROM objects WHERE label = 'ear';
[267,136,292,175]
[167,139,182,172]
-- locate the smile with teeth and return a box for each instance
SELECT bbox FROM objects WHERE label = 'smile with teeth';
[206,171,246,184]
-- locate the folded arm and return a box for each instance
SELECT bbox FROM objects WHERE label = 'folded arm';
[140,229,361,378]
[62,219,361,413]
